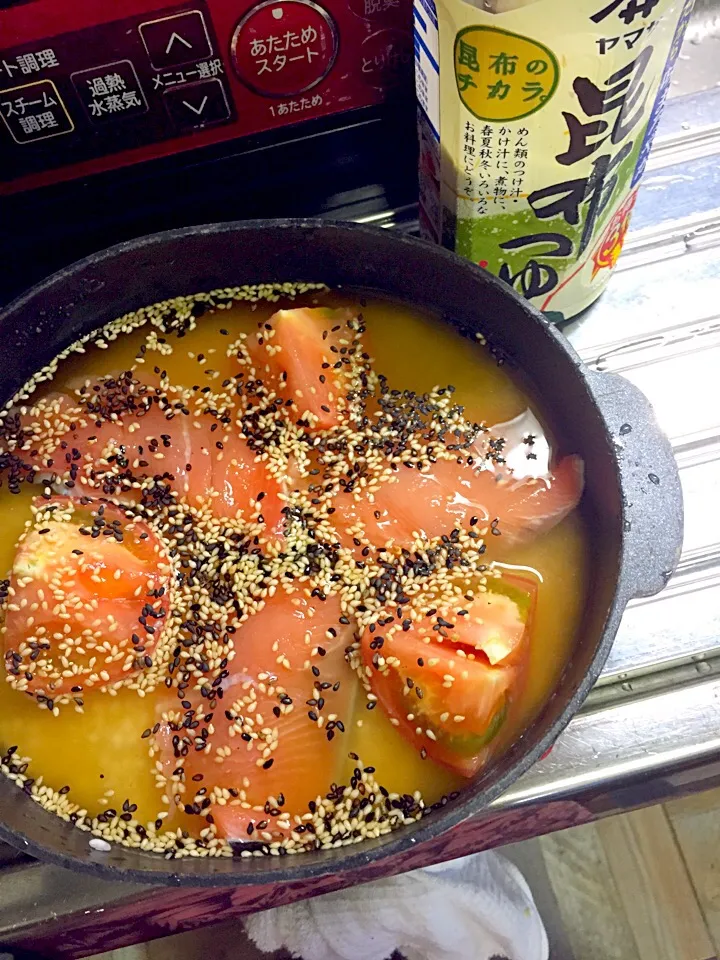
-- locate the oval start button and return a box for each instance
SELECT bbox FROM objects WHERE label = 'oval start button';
[231,0,338,98]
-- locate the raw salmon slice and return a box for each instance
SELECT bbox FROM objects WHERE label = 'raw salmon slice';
[7,378,284,530]
[248,307,358,430]
[332,454,583,553]
[155,592,356,842]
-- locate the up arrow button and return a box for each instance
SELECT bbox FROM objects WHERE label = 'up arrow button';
[165,31,194,54]
[139,11,213,69]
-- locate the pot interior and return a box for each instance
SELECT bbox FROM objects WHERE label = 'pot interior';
[0,222,622,885]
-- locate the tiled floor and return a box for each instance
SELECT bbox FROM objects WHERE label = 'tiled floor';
[95,789,720,960]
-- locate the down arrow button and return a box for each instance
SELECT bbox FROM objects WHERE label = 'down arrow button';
[163,78,232,131]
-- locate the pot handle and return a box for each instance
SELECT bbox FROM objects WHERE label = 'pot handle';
[585,370,684,600]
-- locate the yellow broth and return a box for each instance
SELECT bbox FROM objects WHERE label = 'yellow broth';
[0,292,589,830]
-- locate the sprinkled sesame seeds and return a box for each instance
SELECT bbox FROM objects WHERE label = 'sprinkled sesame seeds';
[0,284,532,862]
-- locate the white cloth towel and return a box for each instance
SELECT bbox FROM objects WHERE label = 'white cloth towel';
[244,850,549,960]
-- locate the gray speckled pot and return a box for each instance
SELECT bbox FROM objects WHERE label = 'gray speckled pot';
[0,220,683,886]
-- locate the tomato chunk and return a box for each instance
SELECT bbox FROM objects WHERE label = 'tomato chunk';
[249,308,358,430]
[2,497,173,703]
[361,578,535,776]
[155,592,356,841]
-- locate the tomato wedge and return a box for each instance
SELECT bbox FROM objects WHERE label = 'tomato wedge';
[2,496,173,703]
[361,577,535,776]
[154,591,357,842]
[248,307,357,430]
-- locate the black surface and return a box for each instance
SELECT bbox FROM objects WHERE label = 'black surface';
[0,219,683,886]
[0,101,419,304]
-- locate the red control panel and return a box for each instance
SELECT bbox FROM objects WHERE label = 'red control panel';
[0,0,413,194]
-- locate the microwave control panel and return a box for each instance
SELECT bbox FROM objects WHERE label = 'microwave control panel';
[0,0,412,193]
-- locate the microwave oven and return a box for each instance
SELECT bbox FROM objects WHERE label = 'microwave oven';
[0,0,419,304]
[0,0,414,194]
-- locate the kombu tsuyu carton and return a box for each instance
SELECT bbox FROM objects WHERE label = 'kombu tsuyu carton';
[414,0,694,321]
